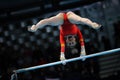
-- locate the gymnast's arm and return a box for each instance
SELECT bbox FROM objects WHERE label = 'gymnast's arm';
[28,13,64,32]
[77,28,86,57]
[67,11,101,29]
[59,30,66,64]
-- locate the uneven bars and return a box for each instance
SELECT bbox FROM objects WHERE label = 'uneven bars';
[14,48,120,73]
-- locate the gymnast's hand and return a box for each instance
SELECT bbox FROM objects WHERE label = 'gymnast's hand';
[80,49,86,61]
[60,52,66,65]
[28,25,37,32]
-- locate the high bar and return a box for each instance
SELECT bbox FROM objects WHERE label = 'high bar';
[14,48,120,73]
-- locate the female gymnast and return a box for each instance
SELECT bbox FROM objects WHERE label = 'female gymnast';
[28,11,101,65]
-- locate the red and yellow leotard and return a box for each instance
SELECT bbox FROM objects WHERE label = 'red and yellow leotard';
[60,13,84,53]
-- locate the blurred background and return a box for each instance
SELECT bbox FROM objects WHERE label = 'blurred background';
[0,0,120,80]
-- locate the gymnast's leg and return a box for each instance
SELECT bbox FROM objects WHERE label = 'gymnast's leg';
[29,13,64,32]
[67,11,101,29]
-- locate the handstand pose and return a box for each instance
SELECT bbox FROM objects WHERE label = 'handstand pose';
[28,11,101,64]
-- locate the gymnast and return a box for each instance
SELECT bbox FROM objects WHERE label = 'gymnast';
[28,11,101,65]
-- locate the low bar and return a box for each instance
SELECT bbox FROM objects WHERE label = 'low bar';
[14,48,120,73]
